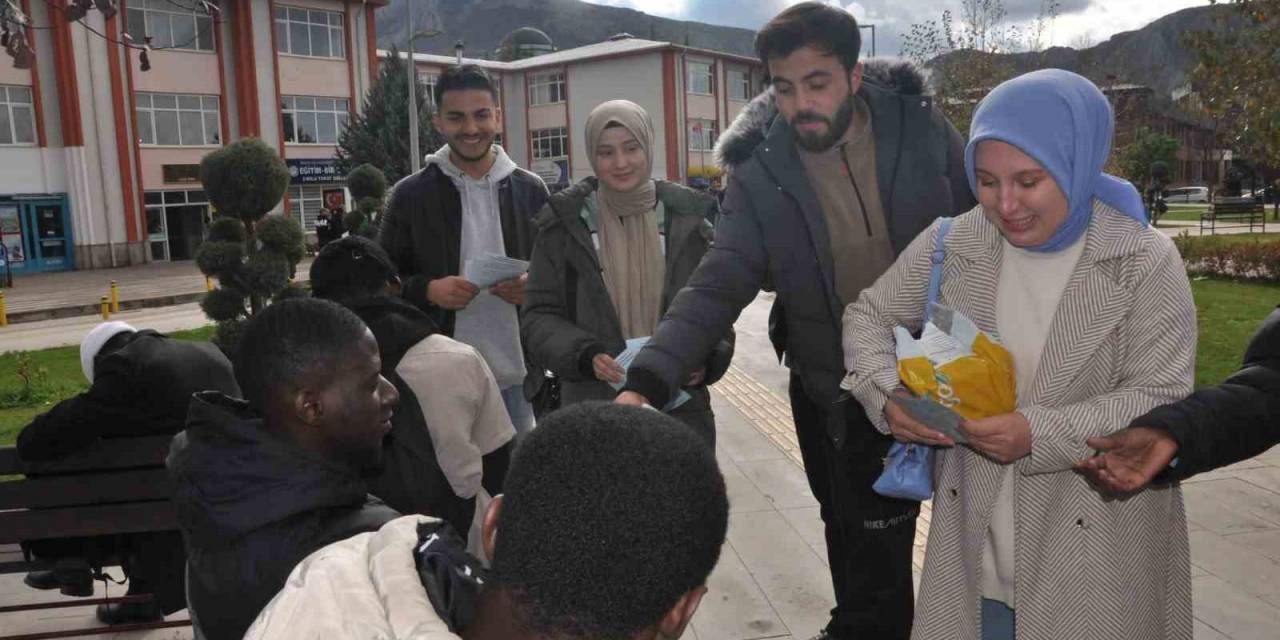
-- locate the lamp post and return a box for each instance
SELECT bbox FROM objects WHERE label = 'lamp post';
[404,0,441,174]
[859,24,876,57]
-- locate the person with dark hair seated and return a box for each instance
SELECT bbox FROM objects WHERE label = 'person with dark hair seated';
[311,235,515,549]
[16,321,239,625]
[243,402,729,640]
[167,298,401,640]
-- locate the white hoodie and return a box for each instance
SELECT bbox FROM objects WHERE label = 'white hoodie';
[424,145,527,389]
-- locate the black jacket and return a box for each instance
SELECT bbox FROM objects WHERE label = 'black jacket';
[344,295,479,534]
[16,330,240,461]
[1136,307,1280,482]
[168,392,398,640]
[378,162,549,335]
[521,178,734,433]
[624,61,976,446]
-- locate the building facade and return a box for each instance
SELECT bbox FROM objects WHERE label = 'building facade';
[0,0,762,274]
[395,37,765,191]
[0,0,383,274]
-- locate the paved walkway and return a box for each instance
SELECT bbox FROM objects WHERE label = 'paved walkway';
[1,293,1278,639]
[0,258,311,324]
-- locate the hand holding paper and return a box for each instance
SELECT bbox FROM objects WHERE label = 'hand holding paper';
[611,337,691,412]
[463,253,530,289]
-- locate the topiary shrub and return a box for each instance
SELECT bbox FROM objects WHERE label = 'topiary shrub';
[197,138,300,353]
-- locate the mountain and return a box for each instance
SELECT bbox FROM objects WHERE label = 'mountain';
[931,4,1243,101]
[374,0,757,59]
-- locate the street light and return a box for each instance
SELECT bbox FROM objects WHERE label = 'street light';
[407,0,442,174]
[859,24,876,58]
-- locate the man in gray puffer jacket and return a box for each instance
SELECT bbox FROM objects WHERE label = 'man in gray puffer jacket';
[617,4,975,639]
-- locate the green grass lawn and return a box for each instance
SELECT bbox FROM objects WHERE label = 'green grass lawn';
[0,325,215,446]
[1189,278,1278,387]
[1158,204,1210,222]
[0,278,1277,448]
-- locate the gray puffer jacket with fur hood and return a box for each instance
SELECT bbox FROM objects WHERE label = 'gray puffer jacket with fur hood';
[623,60,977,446]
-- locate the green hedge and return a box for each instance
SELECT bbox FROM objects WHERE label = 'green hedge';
[1173,233,1280,282]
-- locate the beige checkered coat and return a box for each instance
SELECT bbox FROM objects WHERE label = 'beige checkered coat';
[841,202,1196,640]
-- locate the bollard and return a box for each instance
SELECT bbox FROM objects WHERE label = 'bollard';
[110,280,120,313]
[206,276,214,292]
[0,291,6,327]
[101,296,110,320]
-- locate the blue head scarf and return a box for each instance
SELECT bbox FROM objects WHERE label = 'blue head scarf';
[964,68,1147,252]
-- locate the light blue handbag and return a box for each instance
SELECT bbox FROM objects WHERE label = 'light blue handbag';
[872,217,954,502]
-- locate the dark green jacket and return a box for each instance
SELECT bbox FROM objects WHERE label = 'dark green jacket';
[521,178,734,410]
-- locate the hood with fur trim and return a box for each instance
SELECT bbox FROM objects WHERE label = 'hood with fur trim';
[714,59,927,171]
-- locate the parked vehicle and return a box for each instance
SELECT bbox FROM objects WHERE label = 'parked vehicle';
[1164,186,1209,203]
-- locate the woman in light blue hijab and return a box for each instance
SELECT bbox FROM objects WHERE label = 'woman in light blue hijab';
[841,69,1197,640]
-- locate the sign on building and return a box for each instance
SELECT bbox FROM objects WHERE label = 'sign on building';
[287,159,343,185]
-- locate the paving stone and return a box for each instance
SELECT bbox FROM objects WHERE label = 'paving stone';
[1223,529,1280,564]
[737,459,819,510]
[721,454,777,514]
[727,510,836,639]
[1192,574,1280,640]
[691,542,788,640]
[1184,478,1280,535]
[1190,530,1280,600]
[1236,466,1280,496]
[1193,617,1232,640]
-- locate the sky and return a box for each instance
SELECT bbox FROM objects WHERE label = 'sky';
[584,0,1210,57]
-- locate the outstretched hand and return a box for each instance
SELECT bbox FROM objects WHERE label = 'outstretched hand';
[1074,426,1179,495]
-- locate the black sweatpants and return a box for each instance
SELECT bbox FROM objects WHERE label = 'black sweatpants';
[790,374,918,640]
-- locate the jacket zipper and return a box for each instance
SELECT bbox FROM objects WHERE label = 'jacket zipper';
[838,143,874,237]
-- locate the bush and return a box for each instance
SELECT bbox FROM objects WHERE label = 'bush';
[257,215,305,264]
[195,240,244,278]
[200,286,248,322]
[200,138,290,224]
[207,216,246,243]
[347,164,388,201]
[1175,232,1280,282]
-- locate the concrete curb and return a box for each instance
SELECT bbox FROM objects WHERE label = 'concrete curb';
[5,292,207,325]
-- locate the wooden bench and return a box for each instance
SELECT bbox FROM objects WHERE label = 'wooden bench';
[1200,200,1266,234]
[0,435,192,639]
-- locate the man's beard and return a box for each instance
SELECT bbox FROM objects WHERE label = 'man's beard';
[792,93,856,153]
[447,137,494,163]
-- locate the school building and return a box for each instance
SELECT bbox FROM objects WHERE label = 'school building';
[392,32,766,190]
[0,0,763,275]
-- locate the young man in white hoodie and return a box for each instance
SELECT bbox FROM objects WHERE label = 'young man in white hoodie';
[380,65,550,433]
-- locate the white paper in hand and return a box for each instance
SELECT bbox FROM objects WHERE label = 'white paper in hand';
[612,337,691,412]
[463,253,529,288]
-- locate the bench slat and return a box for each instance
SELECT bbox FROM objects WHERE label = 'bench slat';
[0,501,179,544]
[0,469,173,510]
[0,436,174,475]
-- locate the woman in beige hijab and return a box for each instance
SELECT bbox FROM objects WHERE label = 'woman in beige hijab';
[521,100,734,445]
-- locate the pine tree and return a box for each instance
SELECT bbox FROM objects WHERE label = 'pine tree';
[335,46,441,186]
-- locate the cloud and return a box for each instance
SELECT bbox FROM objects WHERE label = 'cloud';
[581,0,1210,58]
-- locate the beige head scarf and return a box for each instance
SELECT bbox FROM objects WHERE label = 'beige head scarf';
[586,100,666,339]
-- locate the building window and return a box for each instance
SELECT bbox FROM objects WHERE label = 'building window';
[288,185,327,232]
[126,0,215,52]
[281,96,350,144]
[274,6,345,59]
[688,61,713,95]
[689,119,716,152]
[727,69,751,101]
[420,72,439,107]
[136,93,221,146]
[530,127,568,160]
[528,71,565,106]
[0,86,35,145]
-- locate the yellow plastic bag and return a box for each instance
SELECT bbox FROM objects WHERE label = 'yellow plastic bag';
[894,304,1016,422]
